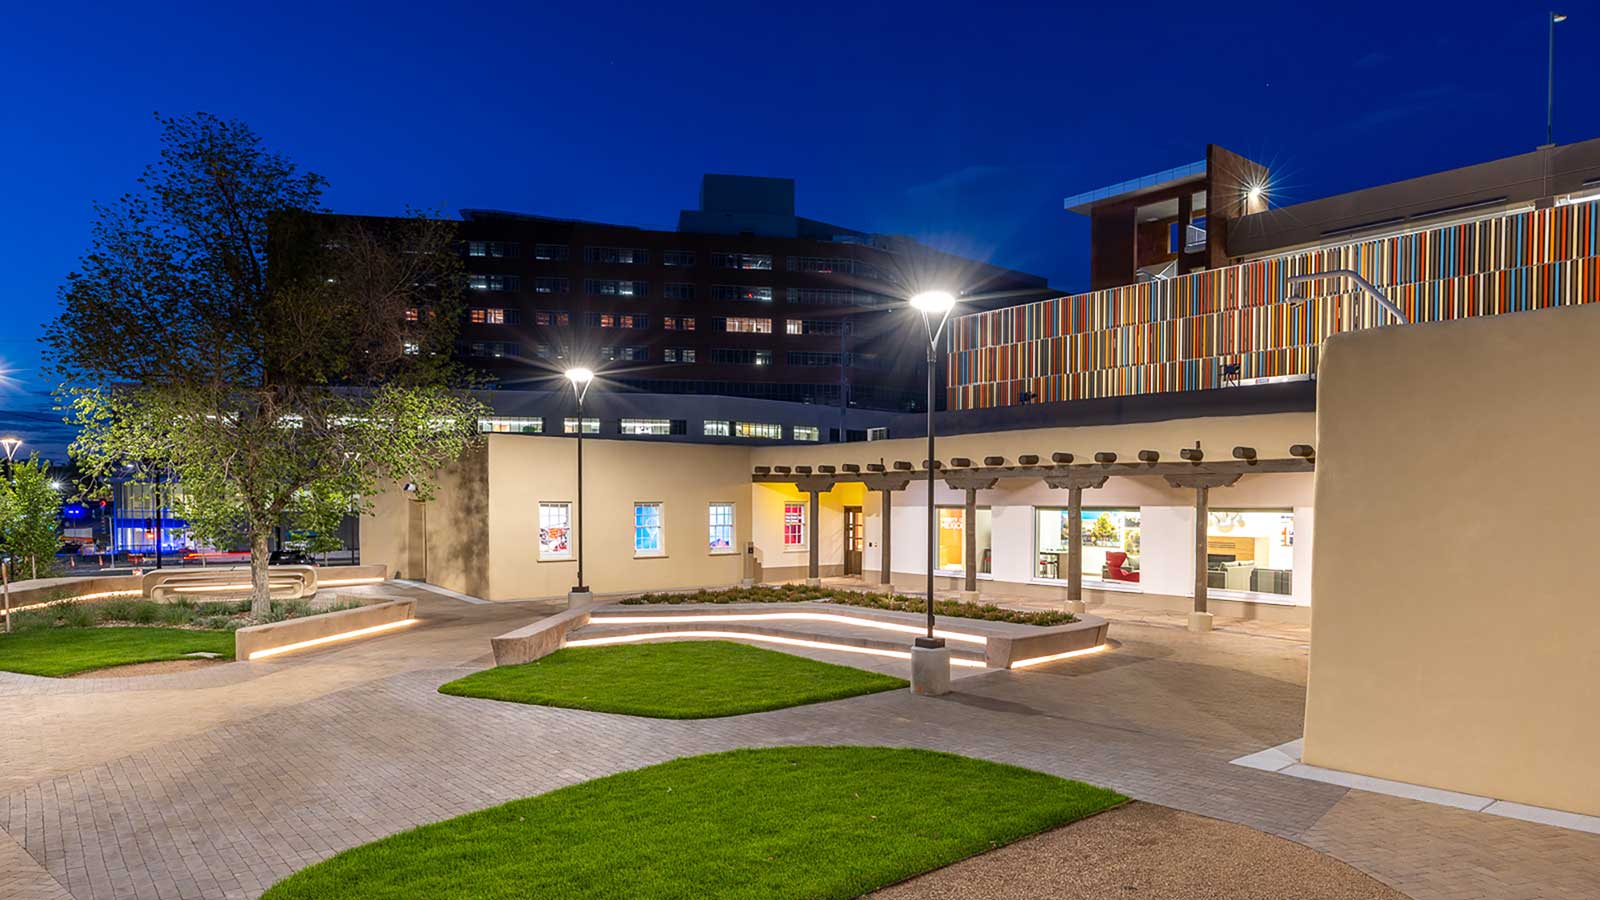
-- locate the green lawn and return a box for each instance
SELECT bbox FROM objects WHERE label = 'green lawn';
[0,627,235,677]
[262,746,1126,900]
[439,641,907,718]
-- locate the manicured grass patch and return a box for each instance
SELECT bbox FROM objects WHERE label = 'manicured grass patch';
[440,641,906,718]
[262,746,1126,900]
[622,583,1075,626]
[0,627,236,677]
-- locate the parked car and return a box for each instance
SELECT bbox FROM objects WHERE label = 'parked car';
[269,548,315,566]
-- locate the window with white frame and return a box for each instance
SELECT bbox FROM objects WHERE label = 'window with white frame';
[703,419,730,436]
[735,421,782,439]
[792,426,820,441]
[783,501,806,548]
[708,502,735,553]
[634,502,665,556]
[563,418,600,434]
[538,502,572,559]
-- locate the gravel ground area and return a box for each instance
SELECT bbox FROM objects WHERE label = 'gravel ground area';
[871,802,1408,900]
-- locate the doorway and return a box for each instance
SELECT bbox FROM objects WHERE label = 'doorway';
[843,506,864,576]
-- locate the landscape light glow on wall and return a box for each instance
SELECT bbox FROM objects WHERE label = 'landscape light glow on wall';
[1009,643,1109,669]
[565,629,990,668]
[245,618,420,660]
[319,577,388,587]
[6,590,143,615]
[587,612,987,645]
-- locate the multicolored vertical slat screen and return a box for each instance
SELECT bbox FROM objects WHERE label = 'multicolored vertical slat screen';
[948,200,1600,409]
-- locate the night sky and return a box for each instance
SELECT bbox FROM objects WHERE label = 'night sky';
[3,1,1595,458]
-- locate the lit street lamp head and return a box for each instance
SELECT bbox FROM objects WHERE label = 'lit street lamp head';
[0,436,21,462]
[909,290,956,314]
[565,367,595,386]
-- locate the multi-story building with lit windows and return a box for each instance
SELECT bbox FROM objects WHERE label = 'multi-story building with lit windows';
[443,174,1053,412]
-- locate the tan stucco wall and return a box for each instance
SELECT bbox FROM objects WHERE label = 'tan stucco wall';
[1303,303,1600,816]
[483,435,752,600]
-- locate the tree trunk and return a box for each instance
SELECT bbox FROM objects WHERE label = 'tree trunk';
[250,530,272,619]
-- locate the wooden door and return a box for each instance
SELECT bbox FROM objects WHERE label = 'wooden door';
[843,506,864,575]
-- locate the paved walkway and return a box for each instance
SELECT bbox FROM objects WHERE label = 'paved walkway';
[2,583,1596,899]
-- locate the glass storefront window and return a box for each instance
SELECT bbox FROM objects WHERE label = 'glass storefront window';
[1035,507,1142,584]
[935,507,992,574]
[1206,509,1295,596]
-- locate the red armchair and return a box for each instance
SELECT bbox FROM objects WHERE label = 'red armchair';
[1106,551,1141,583]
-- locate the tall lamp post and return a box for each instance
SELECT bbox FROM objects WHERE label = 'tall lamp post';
[1548,12,1568,145]
[908,290,958,696]
[565,367,595,606]
[0,437,17,632]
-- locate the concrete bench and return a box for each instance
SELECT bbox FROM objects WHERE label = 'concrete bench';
[235,597,417,660]
[142,565,318,602]
[490,606,594,667]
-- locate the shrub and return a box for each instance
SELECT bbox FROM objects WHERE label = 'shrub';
[622,584,1074,626]
[59,603,99,628]
[158,603,195,626]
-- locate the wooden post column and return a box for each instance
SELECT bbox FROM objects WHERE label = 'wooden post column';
[1164,472,1241,632]
[1043,469,1108,614]
[943,473,998,603]
[962,487,978,600]
[879,489,893,587]
[1067,486,1084,610]
[808,489,821,586]
[786,474,837,587]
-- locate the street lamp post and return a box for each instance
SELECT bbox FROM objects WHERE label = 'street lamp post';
[565,367,595,606]
[908,290,958,696]
[1548,12,1568,145]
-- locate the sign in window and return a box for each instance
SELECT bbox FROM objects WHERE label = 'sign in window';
[783,502,806,548]
[708,503,735,553]
[539,502,572,559]
[634,502,665,556]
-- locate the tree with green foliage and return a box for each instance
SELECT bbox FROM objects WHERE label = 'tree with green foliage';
[47,112,485,616]
[0,455,65,580]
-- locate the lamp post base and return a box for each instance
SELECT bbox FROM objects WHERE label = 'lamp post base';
[805,577,822,587]
[911,637,950,696]
[568,587,593,609]
[959,589,980,604]
[1065,600,1086,615]
[1188,611,1214,633]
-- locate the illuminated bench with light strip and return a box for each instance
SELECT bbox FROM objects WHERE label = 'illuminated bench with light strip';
[235,598,418,661]
[544,603,1110,670]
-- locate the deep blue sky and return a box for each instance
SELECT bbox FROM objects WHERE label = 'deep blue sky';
[3,1,1595,457]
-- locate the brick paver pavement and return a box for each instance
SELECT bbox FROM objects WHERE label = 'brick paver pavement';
[2,583,1596,899]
